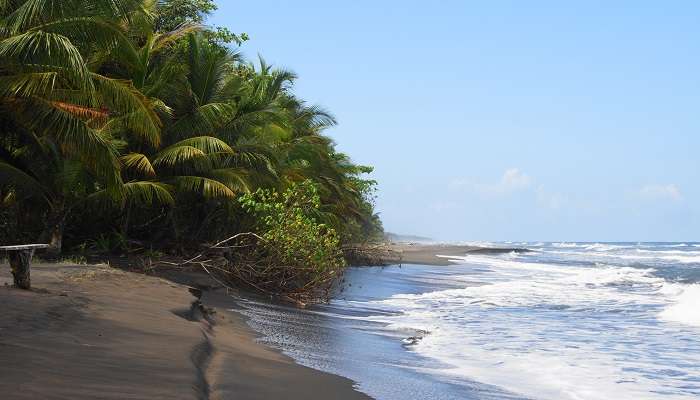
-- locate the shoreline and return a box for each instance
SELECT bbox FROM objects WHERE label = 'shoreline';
[387,242,530,266]
[0,262,371,400]
[0,243,525,399]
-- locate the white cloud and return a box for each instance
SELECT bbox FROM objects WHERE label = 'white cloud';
[451,168,532,197]
[500,168,532,190]
[639,184,683,202]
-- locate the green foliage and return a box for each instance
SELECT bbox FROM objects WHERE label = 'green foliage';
[241,181,345,270]
[87,231,128,253]
[0,0,383,297]
[155,0,218,31]
[238,181,345,299]
[155,0,248,44]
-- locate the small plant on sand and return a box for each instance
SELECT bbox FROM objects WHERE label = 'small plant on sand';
[62,255,88,265]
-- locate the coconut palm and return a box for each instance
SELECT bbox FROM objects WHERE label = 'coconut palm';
[0,0,167,252]
[0,0,383,254]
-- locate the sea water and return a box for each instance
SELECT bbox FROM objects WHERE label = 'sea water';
[234,243,700,400]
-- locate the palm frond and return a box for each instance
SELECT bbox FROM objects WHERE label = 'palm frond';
[167,102,236,139]
[31,98,121,183]
[0,160,50,202]
[91,73,161,146]
[0,30,93,92]
[152,144,205,168]
[122,180,173,205]
[4,0,144,33]
[121,152,155,176]
[170,135,234,154]
[173,176,235,199]
[151,22,201,53]
[0,72,58,98]
[208,167,251,193]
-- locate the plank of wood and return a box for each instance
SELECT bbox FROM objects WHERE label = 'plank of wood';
[0,244,50,251]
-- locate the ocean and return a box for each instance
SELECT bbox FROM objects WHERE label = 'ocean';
[233,242,700,400]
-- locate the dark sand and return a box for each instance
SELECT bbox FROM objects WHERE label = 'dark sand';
[0,243,529,399]
[389,243,530,266]
[0,262,370,400]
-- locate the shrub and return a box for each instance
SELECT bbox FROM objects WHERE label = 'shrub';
[233,181,345,302]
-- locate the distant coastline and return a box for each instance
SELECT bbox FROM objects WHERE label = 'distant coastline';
[387,242,531,265]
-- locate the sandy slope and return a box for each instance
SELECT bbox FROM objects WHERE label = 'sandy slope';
[0,263,370,400]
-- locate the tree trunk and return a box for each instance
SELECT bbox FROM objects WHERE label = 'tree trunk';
[121,204,132,251]
[39,205,66,256]
[9,249,33,289]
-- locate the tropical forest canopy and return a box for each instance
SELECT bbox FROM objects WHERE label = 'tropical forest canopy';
[0,0,383,264]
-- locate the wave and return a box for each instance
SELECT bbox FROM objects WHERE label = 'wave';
[375,255,666,312]
[636,248,700,254]
[659,284,700,327]
[450,241,500,248]
[542,248,700,265]
[583,243,626,252]
[619,254,700,264]
[552,242,580,248]
[355,254,700,399]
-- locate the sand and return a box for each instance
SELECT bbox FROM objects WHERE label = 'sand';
[0,243,530,399]
[0,262,370,400]
[388,243,530,265]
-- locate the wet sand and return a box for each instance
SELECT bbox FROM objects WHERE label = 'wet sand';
[0,262,370,400]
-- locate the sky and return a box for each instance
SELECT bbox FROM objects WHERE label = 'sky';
[210,1,700,242]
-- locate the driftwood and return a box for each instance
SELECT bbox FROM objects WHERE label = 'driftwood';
[153,236,399,305]
[155,233,263,291]
[155,233,336,306]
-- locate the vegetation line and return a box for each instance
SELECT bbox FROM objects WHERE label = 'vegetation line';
[0,0,384,302]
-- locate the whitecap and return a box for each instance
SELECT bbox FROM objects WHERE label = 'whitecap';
[659,284,700,327]
[552,242,580,248]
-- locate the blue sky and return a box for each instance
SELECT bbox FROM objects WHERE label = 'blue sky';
[210,1,700,241]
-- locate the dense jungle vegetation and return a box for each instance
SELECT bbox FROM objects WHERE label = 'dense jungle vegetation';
[0,0,383,299]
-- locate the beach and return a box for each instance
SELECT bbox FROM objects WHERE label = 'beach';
[388,242,529,265]
[0,243,522,400]
[226,242,700,400]
[0,262,370,400]
[3,242,696,400]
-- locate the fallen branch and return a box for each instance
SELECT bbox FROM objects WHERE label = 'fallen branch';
[151,232,340,305]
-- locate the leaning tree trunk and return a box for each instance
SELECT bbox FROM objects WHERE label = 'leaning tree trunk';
[9,249,33,289]
[39,204,66,256]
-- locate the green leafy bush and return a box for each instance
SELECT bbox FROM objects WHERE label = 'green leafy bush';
[236,181,345,302]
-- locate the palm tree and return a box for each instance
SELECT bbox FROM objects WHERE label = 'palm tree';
[0,0,164,252]
[0,0,383,254]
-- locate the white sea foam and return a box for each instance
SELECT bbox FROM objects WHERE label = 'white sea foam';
[659,284,700,327]
[552,242,581,248]
[619,253,700,264]
[546,248,700,264]
[378,255,665,310]
[636,249,700,255]
[239,243,700,400]
[451,241,500,248]
[584,243,625,251]
[355,250,700,400]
